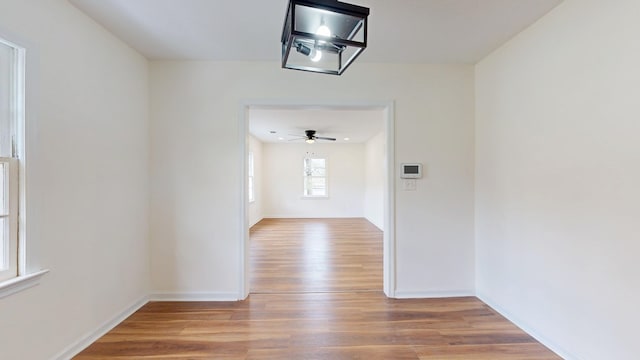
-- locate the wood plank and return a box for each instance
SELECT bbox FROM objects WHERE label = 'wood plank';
[74,218,560,359]
[250,218,383,293]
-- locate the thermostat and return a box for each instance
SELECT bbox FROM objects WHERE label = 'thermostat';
[400,163,422,179]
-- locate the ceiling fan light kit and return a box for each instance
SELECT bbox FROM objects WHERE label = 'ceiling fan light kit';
[281,0,369,75]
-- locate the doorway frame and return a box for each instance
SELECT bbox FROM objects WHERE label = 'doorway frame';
[238,99,396,299]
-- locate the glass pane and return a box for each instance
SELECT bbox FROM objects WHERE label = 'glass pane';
[0,41,14,158]
[285,37,340,73]
[304,158,325,174]
[248,152,254,177]
[304,159,311,175]
[294,4,364,41]
[0,217,5,270]
[310,159,325,168]
[248,176,254,202]
[0,162,5,215]
[304,177,326,196]
[304,177,312,196]
[311,177,325,188]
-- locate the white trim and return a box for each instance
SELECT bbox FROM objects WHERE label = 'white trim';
[0,268,48,298]
[477,292,576,360]
[247,151,255,203]
[393,289,475,299]
[150,292,240,301]
[238,101,250,299]
[365,216,383,231]
[383,102,396,298]
[248,216,264,228]
[14,44,27,275]
[239,99,396,300]
[263,215,365,219]
[51,295,148,360]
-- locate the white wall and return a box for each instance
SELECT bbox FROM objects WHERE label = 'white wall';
[262,143,365,218]
[0,1,149,359]
[248,135,263,227]
[364,131,385,230]
[150,61,475,297]
[475,1,640,359]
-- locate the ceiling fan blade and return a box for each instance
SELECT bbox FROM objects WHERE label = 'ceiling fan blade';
[288,137,306,141]
[315,136,337,141]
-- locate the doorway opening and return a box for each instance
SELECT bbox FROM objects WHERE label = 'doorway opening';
[239,100,395,299]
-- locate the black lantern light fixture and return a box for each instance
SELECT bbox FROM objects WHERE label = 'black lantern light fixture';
[281,0,370,75]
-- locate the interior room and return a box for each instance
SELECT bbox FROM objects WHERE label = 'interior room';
[0,0,638,359]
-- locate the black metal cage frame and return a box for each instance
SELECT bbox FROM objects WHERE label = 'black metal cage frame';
[281,0,370,75]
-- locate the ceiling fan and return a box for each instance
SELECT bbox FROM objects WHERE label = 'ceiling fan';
[290,130,336,144]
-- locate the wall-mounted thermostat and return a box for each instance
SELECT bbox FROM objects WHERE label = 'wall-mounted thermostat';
[400,163,423,179]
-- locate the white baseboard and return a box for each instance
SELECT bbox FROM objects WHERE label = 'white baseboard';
[249,217,264,228]
[262,215,365,219]
[393,289,475,299]
[364,216,384,231]
[52,295,149,360]
[150,292,240,301]
[477,291,577,360]
[51,292,240,359]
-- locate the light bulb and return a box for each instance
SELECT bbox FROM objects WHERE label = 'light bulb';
[316,24,331,37]
[310,49,322,62]
[306,139,315,144]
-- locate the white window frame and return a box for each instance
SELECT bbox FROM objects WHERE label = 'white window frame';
[248,151,255,203]
[303,156,328,198]
[0,158,18,281]
[0,35,48,297]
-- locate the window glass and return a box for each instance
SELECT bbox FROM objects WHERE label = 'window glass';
[0,37,22,281]
[248,152,255,202]
[0,41,14,157]
[303,157,327,197]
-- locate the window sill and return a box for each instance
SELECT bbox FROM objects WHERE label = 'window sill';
[0,269,49,299]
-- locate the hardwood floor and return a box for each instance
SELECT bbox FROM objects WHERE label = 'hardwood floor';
[75,218,561,359]
[250,218,382,293]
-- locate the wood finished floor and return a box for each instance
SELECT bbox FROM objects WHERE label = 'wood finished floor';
[75,218,561,359]
[250,218,383,294]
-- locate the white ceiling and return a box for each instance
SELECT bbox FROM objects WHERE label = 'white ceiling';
[69,0,563,63]
[68,0,562,143]
[249,107,384,144]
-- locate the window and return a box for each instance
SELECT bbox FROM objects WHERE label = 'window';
[248,152,255,202]
[303,157,327,197]
[0,158,18,281]
[0,37,24,282]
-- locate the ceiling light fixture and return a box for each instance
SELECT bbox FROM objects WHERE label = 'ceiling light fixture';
[281,0,369,75]
[306,138,315,144]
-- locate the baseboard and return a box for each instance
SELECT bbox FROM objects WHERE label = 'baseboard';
[262,215,365,219]
[52,295,149,360]
[364,216,383,231]
[393,289,475,299]
[477,291,578,360]
[249,217,263,228]
[150,292,240,301]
